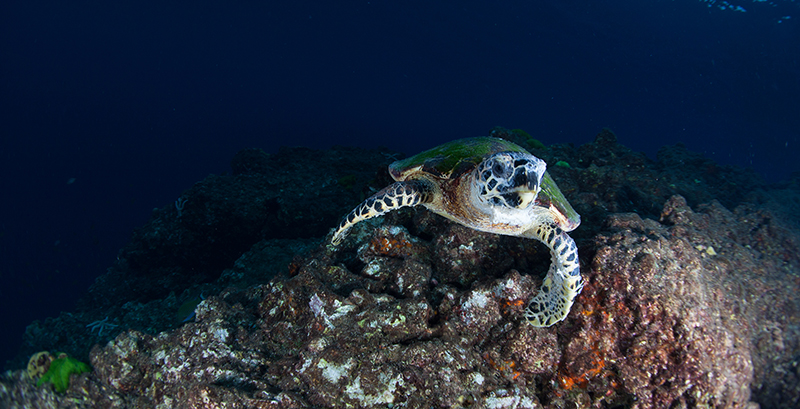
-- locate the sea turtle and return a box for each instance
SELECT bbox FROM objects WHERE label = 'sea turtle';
[331,136,583,327]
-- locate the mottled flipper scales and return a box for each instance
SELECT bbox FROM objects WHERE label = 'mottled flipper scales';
[524,223,583,327]
[331,180,433,245]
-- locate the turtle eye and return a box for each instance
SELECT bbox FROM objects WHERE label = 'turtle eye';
[492,162,510,179]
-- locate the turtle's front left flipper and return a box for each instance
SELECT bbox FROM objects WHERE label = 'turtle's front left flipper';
[331,180,434,245]
[523,222,583,327]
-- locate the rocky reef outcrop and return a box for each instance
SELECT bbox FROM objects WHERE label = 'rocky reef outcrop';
[2,128,798,408]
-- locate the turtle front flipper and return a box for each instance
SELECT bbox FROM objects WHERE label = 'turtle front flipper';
[331,180,434,246]
[524,223,583,327]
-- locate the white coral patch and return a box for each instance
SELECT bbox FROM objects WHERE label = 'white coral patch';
[344,373,404,405]
[317,358,354,384]
[484,395,537,409]
[442,350,454,363]
[363,260,382,277]
[330,300,355,320]
[463,290,490,310]
[299,357,313,373]
[309,293,325,316]
[213,327,229,343]
[344,376,365,401]
[309,293,355,329]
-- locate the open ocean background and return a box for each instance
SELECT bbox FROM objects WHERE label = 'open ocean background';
[1,0,797,367]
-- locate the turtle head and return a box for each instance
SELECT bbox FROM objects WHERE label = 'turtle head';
[476,152,547,210]
[475,151,581,232]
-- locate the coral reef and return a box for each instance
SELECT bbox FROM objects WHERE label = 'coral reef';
[2,128,799,408]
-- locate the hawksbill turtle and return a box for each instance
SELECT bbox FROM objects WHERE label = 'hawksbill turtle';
[331,136,583,327]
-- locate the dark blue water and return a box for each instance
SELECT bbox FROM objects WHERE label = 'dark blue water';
[1,0,797,366]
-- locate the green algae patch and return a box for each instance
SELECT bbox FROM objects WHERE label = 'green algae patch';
[36,354,91,393]
[389,137,529,180]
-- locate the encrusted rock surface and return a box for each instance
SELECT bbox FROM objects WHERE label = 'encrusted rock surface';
[2,128,799,408]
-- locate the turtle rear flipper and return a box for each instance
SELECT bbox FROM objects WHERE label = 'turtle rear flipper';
[331,180,434,245]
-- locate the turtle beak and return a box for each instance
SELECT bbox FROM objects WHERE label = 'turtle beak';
[536,171,581,232]
[507,173,540,209]
[505,159,543,208]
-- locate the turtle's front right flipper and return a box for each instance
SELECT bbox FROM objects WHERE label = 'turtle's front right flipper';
[331,180,434,245]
